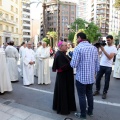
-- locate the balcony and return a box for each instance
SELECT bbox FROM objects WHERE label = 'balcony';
[0,18,17,25]
[22,17,30,21]
[22,11,30,16]
[23,35,31,38]
[23,23,30,27]
[22,5,30,9]
[23,29,30,32]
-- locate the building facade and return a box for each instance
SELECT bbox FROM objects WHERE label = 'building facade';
[76,0,87,20]
[0,0,22,46]
[91,0,120,37]
[40,0,76,40]
[22,0,31,43]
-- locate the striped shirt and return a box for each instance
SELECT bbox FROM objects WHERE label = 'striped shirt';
[70,41,99,84]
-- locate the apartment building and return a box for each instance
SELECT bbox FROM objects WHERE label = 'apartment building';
[40,0,76,40]
[0,0,22,46]
[22,0,31,42]
[109,0,120,35]
[91,0,120,37]
[76,0,87,20]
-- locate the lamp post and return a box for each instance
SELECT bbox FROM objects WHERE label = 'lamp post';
[62,10,64,41]
[57,0,60,42]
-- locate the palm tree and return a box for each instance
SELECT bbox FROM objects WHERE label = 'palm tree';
[46,31,57,47]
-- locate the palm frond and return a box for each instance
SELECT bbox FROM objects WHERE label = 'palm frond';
[29,2,37,5]
[36,2,41,7]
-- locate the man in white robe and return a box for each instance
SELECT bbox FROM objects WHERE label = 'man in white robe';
[23,42,35,86]
[38,42,51,84]
[113,46,120,78]
[34,42,42,77]
[19,42,26,77]
[0,48,12,93]
[5,41,19,82]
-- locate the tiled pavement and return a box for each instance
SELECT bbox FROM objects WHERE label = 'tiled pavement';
[0,102,54,120]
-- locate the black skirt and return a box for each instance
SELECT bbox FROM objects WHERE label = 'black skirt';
[53,69,76,115]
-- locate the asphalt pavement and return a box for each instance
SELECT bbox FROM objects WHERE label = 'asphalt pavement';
[0,59,120,120]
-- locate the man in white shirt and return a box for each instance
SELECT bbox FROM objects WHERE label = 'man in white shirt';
[34,42,42,77]
[23,41,35,86]
[93,35,117,99]
[5,41,19,82]
[19,42,26,77]
[38,42,51,84]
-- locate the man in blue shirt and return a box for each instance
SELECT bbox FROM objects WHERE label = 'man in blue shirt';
[71,32,99,120]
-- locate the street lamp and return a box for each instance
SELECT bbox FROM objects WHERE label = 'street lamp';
[62,10,65,41]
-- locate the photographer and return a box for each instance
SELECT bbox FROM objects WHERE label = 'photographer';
[93,35,117,99]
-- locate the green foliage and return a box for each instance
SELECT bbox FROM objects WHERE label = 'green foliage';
[42,37,50,45]
[114,0,120,8]
[47,31,57,41]
[68,32,75,42]
[71,18,87,30]
[46,31,57,47]
[70,18,101,44]
[85,22,101,43]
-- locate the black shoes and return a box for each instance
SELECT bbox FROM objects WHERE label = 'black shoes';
[93,91,107,99]
[102,93,107,99]
[93,91,100,96]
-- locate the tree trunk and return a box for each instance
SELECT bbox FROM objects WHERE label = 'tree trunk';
[42,3,46,38]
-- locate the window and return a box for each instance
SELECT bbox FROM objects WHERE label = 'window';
[6,25,9,31]
[16,8,18,13]
[5,14,8,19]
[0,0,2,6]
[12,27,14,32]
[71,5,75,10]
[0,24,2,30]
[11,16,14,20]
[16,18,18,22]
[15,0,18,4]
[16,28,18,33]
[11,5,13,11]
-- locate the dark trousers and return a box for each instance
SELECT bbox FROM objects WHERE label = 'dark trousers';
[76,80,93,117]
[96,66,112,93]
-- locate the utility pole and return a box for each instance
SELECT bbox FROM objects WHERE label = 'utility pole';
[62,10,64,41]
[105,0,107,37]
[57,0,60,42]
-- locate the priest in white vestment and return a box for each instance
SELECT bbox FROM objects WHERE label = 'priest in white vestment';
[5,41,19,82]
[38,42,51,84]
[113,47,120,78]
[34,42,42,77]
[19,42,26,77]
[0,48,12,93]
[23,42,35,86]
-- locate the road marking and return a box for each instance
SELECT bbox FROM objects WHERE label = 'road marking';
[94,100,120,107]
[23,86,120,107]
[23,86,53,94]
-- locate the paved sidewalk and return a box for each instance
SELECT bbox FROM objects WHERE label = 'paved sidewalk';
[0,102,54,120]
[0,98,76,120]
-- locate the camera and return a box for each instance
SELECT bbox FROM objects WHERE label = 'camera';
[94,40,106,48]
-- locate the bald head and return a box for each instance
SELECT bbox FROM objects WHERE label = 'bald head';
[42,42,47,48]
[59,41,67,52]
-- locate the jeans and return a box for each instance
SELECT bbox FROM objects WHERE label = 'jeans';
[96,66,112,93]
[76,80,93,117]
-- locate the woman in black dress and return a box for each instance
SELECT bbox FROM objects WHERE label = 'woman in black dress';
[52,41,76,115]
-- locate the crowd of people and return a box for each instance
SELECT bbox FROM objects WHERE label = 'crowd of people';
[0,32,119,120]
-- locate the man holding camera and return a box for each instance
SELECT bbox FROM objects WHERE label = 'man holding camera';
[93,35,117,99]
